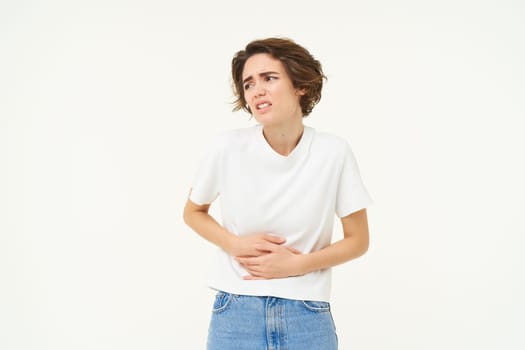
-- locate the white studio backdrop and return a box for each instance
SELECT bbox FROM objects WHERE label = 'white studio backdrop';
[1,1,524,349]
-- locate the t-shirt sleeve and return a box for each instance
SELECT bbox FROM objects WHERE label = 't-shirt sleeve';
[335,142,373,218]
[188,137,223,205]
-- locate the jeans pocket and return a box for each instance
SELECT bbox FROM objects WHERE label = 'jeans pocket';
[212,291,233,313]
[302,300,331,312]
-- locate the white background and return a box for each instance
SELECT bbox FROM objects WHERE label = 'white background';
[1,1,524,349]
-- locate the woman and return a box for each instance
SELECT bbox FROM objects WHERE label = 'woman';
[183,37,372,350]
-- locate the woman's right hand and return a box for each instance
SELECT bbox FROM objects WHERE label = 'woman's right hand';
[227,233,288,257]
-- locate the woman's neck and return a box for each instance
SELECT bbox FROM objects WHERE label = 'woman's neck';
[262,121,305,157]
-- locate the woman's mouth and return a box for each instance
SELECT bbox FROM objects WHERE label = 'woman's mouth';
[256,102,272,110]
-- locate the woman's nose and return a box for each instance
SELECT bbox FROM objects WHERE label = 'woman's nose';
[255,85,266,96]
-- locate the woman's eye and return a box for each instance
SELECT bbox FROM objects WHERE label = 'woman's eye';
[266,76,277,81]
[244,82,253,90]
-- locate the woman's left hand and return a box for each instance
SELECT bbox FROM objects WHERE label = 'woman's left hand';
[235,243,304,280]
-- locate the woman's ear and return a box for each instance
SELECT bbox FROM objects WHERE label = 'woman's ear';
[296,88,306,96]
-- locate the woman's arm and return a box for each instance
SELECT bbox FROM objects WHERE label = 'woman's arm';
[183,195,288,257]
[236,209,370,279]
[299,208,369,273]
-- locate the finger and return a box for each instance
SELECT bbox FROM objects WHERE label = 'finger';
[236,257,259,266]
[243,266,267,278]
[236,253,262,258]
[286,246,302,255]
[243,264,264,275]
[254,241,279,253]
[262,234,286,244]
[243,275,267,280]
[235,257,247,267]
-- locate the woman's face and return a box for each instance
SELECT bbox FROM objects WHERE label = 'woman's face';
[242,53,304,127]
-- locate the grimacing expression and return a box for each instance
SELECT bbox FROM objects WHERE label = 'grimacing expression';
[242,53,305,126]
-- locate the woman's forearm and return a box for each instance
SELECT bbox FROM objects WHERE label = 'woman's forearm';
[298,235,369,275]
[183,198,288,258]
[183,200,237,254]
[298,209,370,275]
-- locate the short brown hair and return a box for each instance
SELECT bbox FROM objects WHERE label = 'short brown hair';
[231,38,326,117]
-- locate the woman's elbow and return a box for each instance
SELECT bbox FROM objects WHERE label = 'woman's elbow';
[354,231,370,258]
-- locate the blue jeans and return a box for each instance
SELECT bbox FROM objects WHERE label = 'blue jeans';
[207,291,338,350]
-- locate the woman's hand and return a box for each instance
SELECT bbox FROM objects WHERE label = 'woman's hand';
[227,233,287,257]
[235,241,304,280]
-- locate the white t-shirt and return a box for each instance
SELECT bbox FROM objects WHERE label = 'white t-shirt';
[189,124,372,301]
